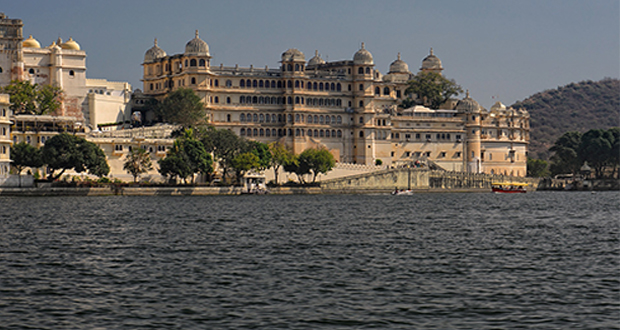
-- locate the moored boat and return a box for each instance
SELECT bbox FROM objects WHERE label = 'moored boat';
[491,182,528,193]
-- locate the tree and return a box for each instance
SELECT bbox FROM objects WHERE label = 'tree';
[608,128,620,179]
[269,142,296,184]
[200,127,246,182]
[231,152,260,184]
[3,80,63,115]
[578,129,613,179]
[156,88,205,128]
[41,133,109,180]
[549,131,582,176]
[10,142,43,187]
[298,148,336,183]
[248,141,272,171]
[527,158,550,177]
[158,129,213,184]
[282,154,308,184]
[404,72,462,109]
[123,148,153,183]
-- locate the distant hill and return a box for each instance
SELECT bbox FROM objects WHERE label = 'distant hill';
[510,78,619,159]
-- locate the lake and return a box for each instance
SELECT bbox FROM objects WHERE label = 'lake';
[0,191,618,329]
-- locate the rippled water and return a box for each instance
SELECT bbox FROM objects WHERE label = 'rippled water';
[0,191,618,329]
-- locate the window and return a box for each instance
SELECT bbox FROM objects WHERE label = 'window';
[226,97,231,104]
[227,114,231,122]
[375,87,380,95]
[190,59,197,66]
[366,67,370,74]
[191,77,196,85]
[214,80,219,87]
[0,67,3,73]
[69,70,75,77]
[359,84,364,91]
[199,59,206,66]
[358,67,364,74]
[226,80,232,87]
[29,68,35,74]
[214,96,219,103]
[383,87,389,95]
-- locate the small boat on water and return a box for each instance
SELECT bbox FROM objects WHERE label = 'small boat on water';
[392,189,414,195]
[491,182,528,193]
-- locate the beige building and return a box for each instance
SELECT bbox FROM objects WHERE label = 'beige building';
[141,32,529,176]
[0,13,132,131]
[0,94,10,178]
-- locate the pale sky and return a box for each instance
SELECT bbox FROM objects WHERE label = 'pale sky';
[5,0,619,108]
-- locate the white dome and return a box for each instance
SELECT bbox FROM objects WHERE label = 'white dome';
[388,53,409,73]
[144,38,166,62]
[353,42,373,65]
[281,48,305,61]
[307,50,325,66]
[185,30,209,56]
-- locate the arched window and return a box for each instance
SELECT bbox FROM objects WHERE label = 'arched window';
[366,67,370,74]
[214,96,219,103]
[375,87,380,95]
[307,116,313,124]
[240,96,245,104]
[287,64,292,71]
[325,116,331,124]
[295,80,300,88]
[337,116,342,124]
[337,83,342,91]
[240,80,245,88]
[259,80,264,88]
[199,59,206,66]
[325,130,330,138]
[278,114,282,122]
[331,83,335,91]
[272,114,276,122]
[314,115,318,123]
[150,83,154,90]
[260,129,264,136]
[287,96,292,104]
[214,80,219,87]
[271,81,276,88]
[253,114,258,122]
[265,114,271,123]
[252,96,258,104]
[185,60,188,67]
[29,68,35,74]
[272,129,277,136]
[295,97,300,104]
[314,129,318,137]
[253,80,257,87]
[319,83,324,91]
[359,100,364,107]
[226,80,232,87]
[359,84,364,91]
[253,129,258,136]
[240,128,246,136]
[191,77,196,84]
[278,129,283,136]
[247,129,252,137]
[266,129,271,137]
[383,87,390,95]
[332,129,336,137]
[359,131,364,138]
[0,67,3,73]
[295,114,300,122]
[319,115,324,124]
[287,114,293,123]
[271,97,276,104]
[277,81,282,88]
[287,81,293,88]
[313,82,318,90]
[240,114,246,122]
[296,129,300,136]
[295,64,300,71]
[358,67,364,74]
[69,70,75,77]
[259,97,264,104]
[190,59,197,66]
[259,114,264,122]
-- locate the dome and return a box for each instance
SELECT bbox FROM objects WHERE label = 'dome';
[144,38,167,62]
[456,90,483,113]
[353,42,373,65]
[490,101,506,111]
[185,30,209,55]
[307,50,325,66]
[22,35,41,48]
[60,37,80,50]
[281,48,305,62]
[421,48,443,71]
[388,53,409,73]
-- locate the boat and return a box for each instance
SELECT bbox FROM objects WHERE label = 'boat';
[491,182,528,193]
[392,189,414,195]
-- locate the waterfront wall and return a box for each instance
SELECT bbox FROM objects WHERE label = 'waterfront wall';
[320,168,540,193]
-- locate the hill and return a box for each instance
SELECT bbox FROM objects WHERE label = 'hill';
[510,78,619,159]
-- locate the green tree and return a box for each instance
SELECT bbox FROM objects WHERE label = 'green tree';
[578,129,613,179]
[282,154,308,184]
[298,148,336,183]
[123,148,153,183]
[41,133,109,180]
[180,129,213,183]
[231,152,260,184]
[158,150,192,184]
[549,131,582,176]
[269,142,296,184]
[527,158,550,177]
[201,127,246,182]
[3,80,63,115]
[248,141,271,171]
[157,88,205,128]
[404,72,462,109]
[608,127,620,179]
[10,142,43,187]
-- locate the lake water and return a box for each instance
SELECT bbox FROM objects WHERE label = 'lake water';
[0,191,618,329]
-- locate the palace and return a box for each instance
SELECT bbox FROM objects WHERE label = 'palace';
[140,31,530,176]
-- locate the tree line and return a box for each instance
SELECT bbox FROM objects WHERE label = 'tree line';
[527,128,619,179]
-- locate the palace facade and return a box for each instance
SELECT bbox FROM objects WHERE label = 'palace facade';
[141,32,529,176]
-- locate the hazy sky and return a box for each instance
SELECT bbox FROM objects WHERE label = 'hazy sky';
[5,0,619,108]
